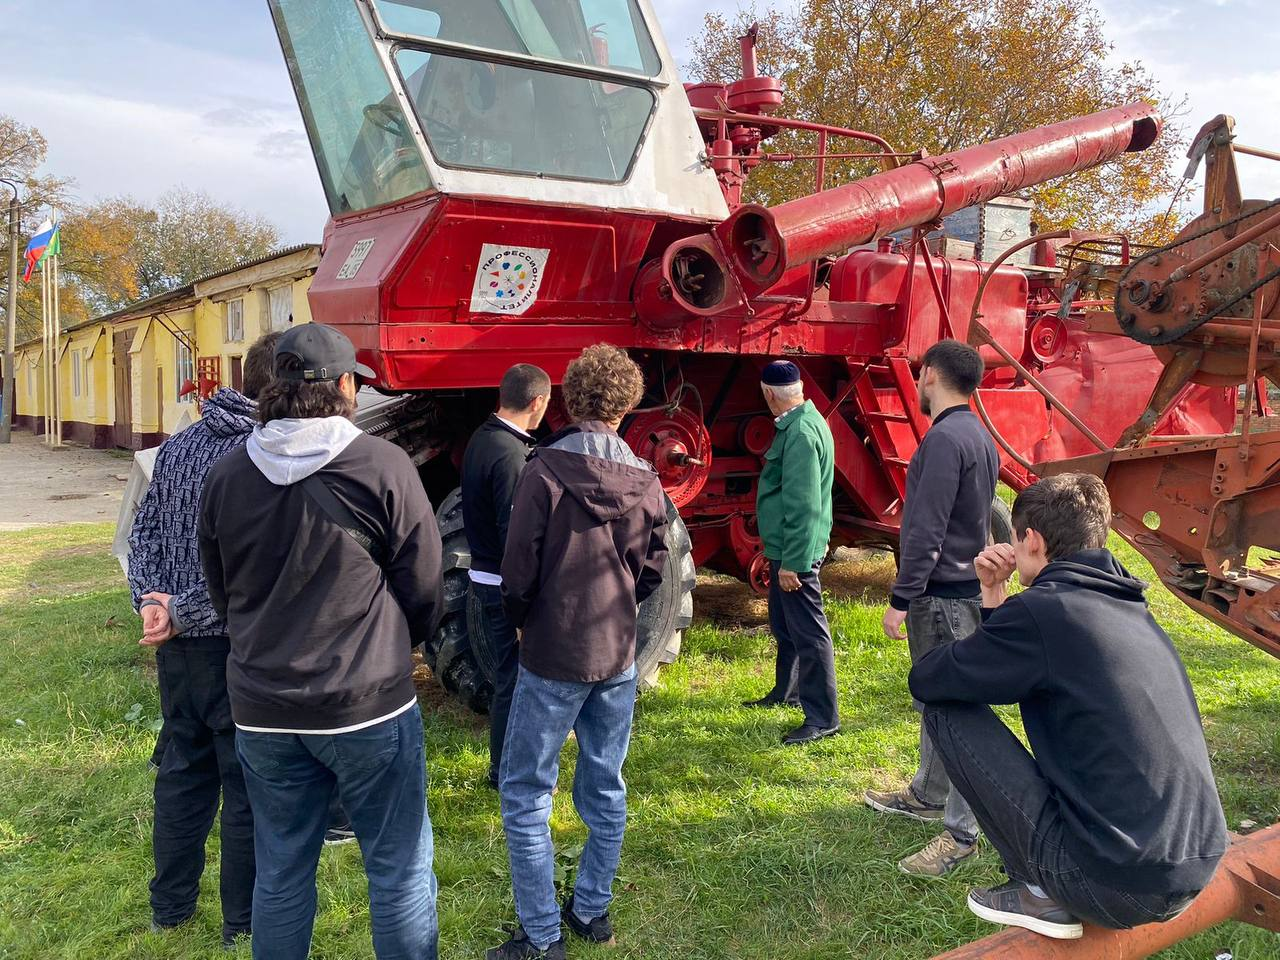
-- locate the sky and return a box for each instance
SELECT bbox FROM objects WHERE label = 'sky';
[1,0,1276,244]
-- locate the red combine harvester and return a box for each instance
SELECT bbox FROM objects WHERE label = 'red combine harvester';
[267,1,1280,955]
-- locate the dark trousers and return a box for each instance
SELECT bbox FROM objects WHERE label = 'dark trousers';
[923,702,1198,929]
[151,640,255,935]
[767,559,839,728]
[470,581,520,783]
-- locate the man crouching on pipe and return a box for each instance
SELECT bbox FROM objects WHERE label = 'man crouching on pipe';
[909,474,1227,939]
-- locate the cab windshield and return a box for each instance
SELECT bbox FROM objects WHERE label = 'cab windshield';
[380,0,660,183]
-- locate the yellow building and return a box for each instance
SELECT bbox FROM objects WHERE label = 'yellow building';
[12,244,319,449]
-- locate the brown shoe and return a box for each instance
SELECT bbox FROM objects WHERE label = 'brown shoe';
[967,881,1083,939]
[864,786,944,823]
[898,832,979,876]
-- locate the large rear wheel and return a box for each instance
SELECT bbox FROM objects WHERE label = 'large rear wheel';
[424,488,695,713]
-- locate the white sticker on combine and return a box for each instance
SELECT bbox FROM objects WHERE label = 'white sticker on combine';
[469,244,549,316]
[336,238,375,280]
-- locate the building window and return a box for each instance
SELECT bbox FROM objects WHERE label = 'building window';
[84,348,94,406]
[72,349,83,398]
[27,362,33,397]
[225,298,245,342]
[268,285,293,332]
[175,340,195,403]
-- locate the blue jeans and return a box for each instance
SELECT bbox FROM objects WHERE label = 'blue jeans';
[235,704,437,960]
[499,663,638,949]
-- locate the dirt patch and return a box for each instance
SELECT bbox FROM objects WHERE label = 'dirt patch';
[693,550,897,628]
[0,433,128,530]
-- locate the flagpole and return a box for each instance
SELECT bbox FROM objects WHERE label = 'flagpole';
[52,252,61,446]
[41,258,49,443]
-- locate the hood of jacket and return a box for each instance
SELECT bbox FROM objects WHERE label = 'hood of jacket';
[535,421,657,521]
[246,416,363,486]
[1032,548,1147,601]
[201,388,258,440]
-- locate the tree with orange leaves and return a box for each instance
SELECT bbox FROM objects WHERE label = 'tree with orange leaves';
[686,0,1187,244]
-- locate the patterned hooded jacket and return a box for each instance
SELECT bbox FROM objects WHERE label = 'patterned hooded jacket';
[127,388,257,637]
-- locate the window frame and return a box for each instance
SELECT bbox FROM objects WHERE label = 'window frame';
[390,41,658,186]
[174,340,196,405]
[225,298,246,343]
[71,349,82,398]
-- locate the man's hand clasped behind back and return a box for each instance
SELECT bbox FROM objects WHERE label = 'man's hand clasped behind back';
[139,592,178,647]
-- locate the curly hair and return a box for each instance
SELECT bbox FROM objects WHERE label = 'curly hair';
[561,344,645,424]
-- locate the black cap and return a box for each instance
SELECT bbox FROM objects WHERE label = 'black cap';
[761,360,801,386]
[274,324,376,383]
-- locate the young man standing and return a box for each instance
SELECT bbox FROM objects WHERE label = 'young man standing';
[461,363,551,788]
[199,324,443,960]
[490,344,668,960]
[865,339,998,876]
[911,474,1227,938]
[745,360,840,745]
[128,331,279,950]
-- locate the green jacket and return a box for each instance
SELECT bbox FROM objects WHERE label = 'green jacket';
[756,400,835,571]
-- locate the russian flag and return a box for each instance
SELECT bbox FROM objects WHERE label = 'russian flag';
[23,219,60,283]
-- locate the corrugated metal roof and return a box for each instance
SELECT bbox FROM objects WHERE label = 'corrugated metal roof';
[14,243,320,349]
[190,242,320,287]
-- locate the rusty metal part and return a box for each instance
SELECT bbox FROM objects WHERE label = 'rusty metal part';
[933,823,1280,959]
[1038,430,1280,658]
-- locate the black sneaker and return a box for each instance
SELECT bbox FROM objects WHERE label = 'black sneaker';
[781,723,841,745]
[967,881,1084,939]
[562,894,616,945]
[221,926,251,950]
[324,826,357,846]
[486,925,566,959]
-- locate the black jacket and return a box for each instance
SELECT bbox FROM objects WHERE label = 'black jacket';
[501,422,667,682]
[461,414,537,576]
[199,418,443,731]
[910,549,1227,894]
[891,406,999,610]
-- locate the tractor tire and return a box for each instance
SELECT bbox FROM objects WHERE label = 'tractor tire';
[425,488,694,714]
[990,496,1014,546]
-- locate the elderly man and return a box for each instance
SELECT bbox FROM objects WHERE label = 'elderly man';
[744,359,839,746]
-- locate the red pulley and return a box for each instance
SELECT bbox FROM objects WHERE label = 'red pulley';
[623,407,711,508]
[1029,316,1068,364]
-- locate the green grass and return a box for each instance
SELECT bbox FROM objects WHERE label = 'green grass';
[1,525,1278,959]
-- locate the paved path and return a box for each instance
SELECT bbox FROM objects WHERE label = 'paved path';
[0,432,132,530]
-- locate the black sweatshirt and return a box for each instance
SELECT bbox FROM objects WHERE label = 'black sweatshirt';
[910,549,1227,894]
[891,405,999,610]
[461,414,537,577]
[199,423,443,731]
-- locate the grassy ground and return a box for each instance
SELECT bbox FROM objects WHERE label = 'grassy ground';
[1,524,1278,959]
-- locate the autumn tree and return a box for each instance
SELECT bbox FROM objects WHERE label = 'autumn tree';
[63,188,281,315]
[0,115,75,343]
[687,0,1186,242]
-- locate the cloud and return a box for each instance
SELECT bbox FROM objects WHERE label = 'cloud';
[256,129,311,162]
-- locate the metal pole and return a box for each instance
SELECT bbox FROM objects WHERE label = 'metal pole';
[0,192,17,443]
[52,253,60,446]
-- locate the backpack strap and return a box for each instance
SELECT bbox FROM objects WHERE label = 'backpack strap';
[299,474,387,568]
